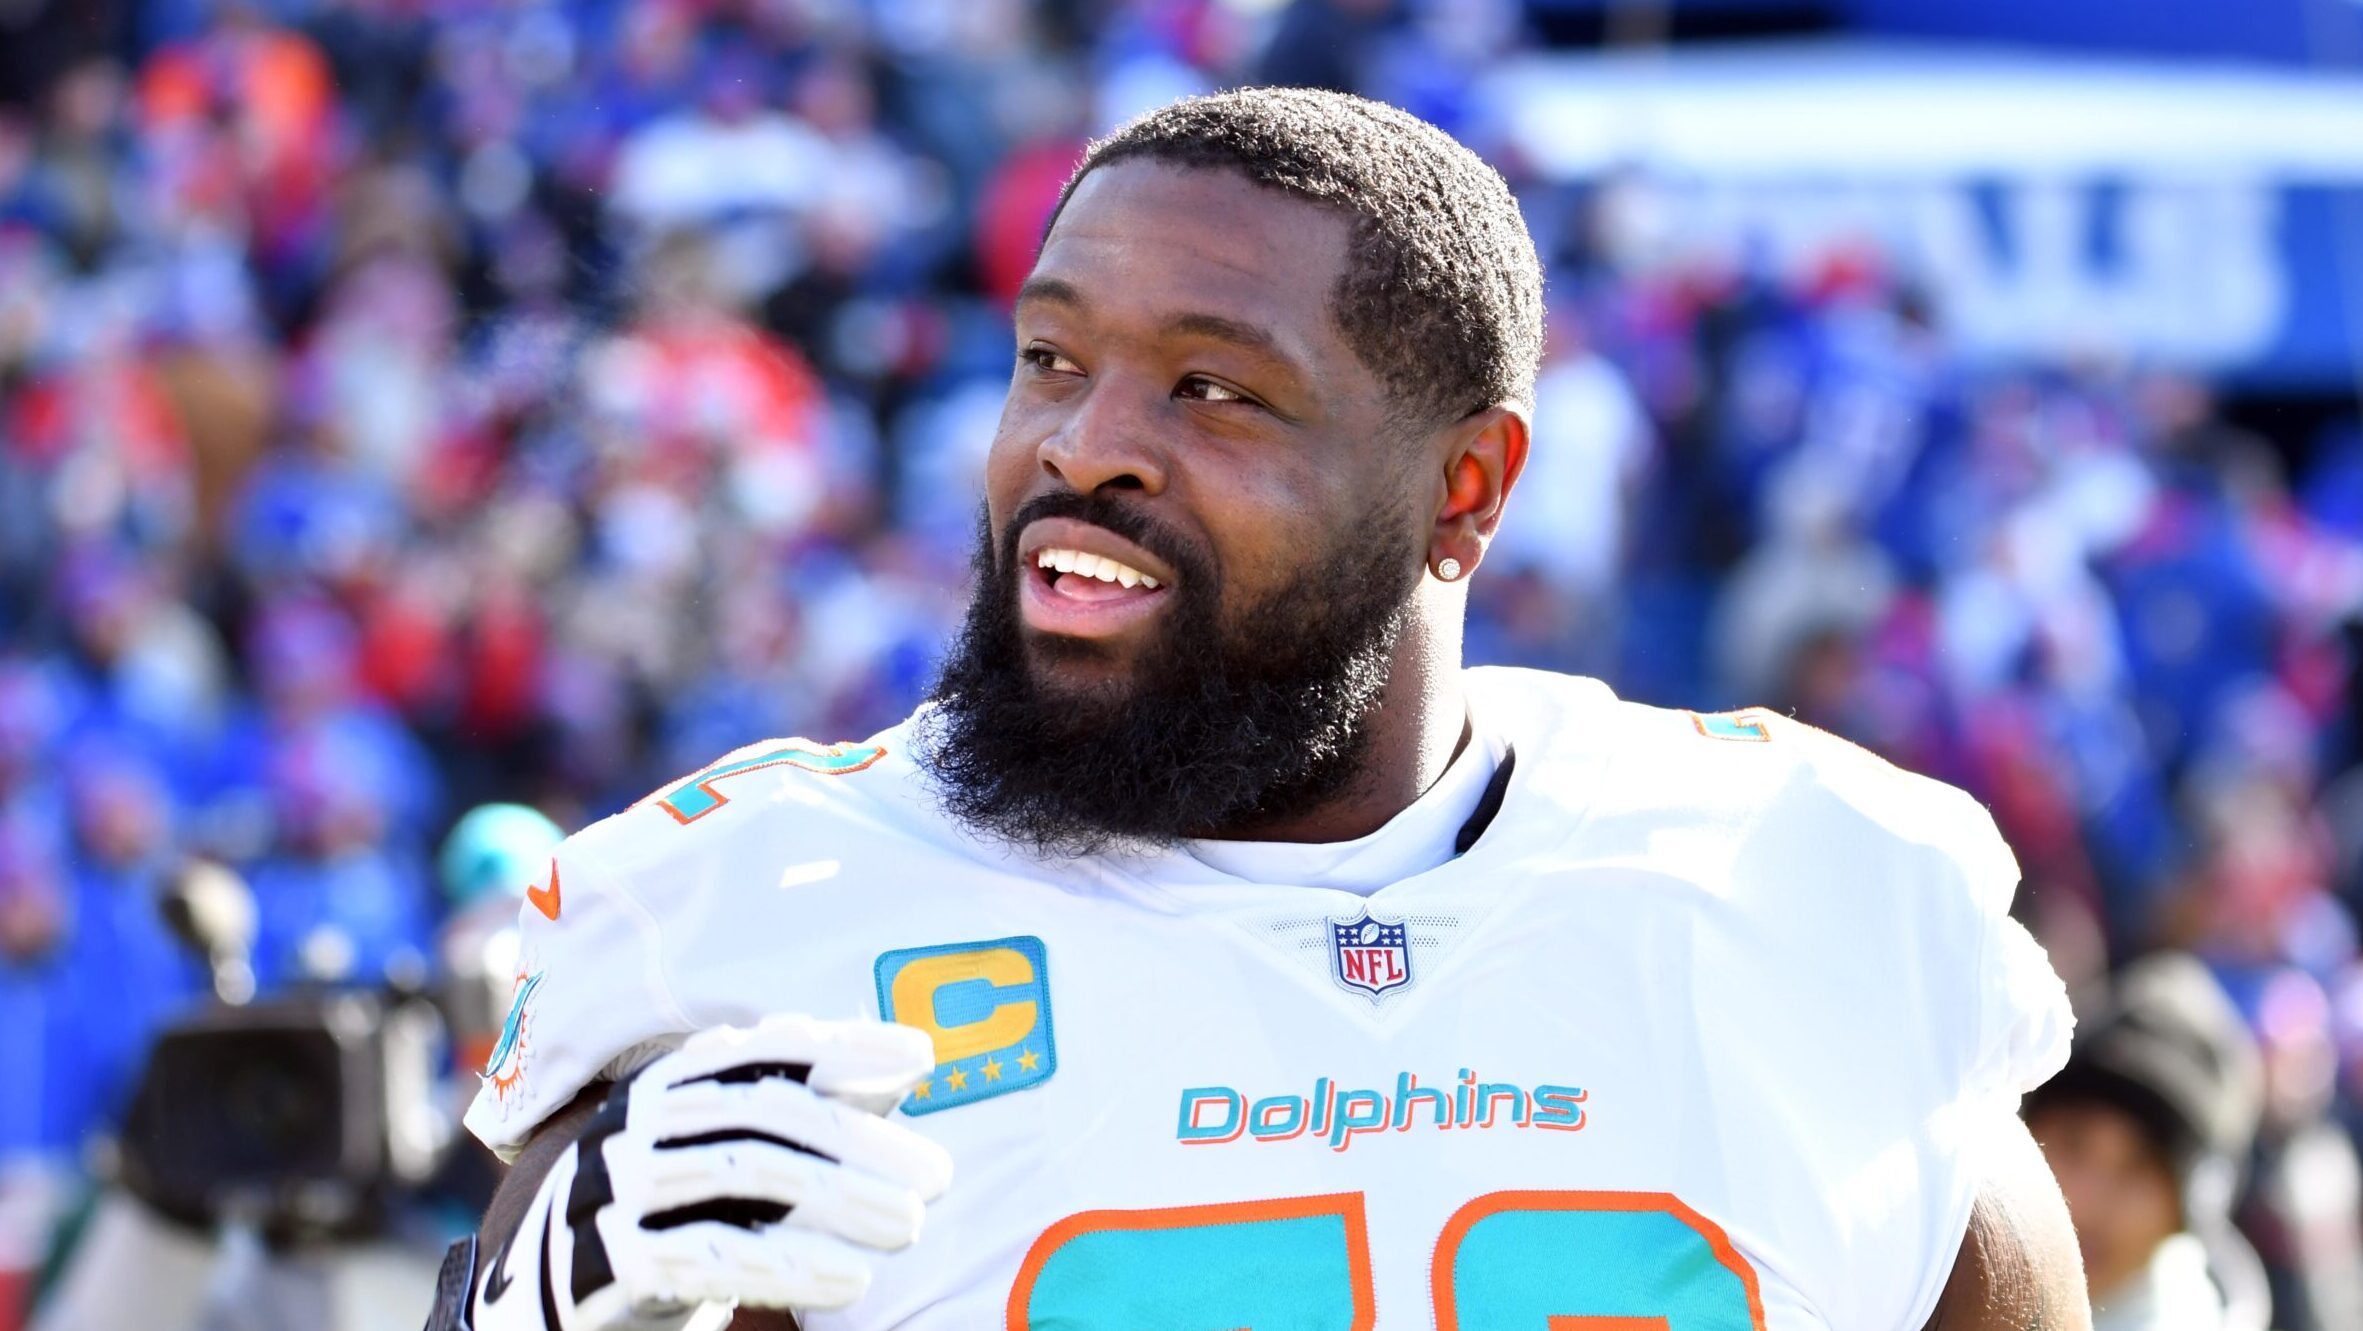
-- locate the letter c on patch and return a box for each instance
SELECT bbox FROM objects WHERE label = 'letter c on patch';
[888,945,1041,1064]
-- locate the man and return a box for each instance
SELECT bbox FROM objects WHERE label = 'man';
[431,88,2087,1331]
[2024,954,2266,1330]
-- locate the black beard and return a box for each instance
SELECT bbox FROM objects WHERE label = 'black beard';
[917,490,1421,858]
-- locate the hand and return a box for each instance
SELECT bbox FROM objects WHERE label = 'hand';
[474,1014,951,1331]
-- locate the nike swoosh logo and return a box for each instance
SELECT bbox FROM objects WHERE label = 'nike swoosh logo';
[526,861,560,922]
[483,1229,517,1304]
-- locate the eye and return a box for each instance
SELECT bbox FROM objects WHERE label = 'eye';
[1176,375,1251,405]
[1020,346,1083,376]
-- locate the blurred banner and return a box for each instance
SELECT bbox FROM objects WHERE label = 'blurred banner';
[1533,0,2363,67]
[1485,41,2363,388]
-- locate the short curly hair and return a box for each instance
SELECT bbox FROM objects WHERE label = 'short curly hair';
[1053,87,1545,427]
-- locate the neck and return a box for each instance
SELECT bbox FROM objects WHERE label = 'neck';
[1199,605,1468,844]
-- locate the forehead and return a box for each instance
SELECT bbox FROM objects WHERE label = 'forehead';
[2032,1099,2168,1164]
[1029,160,1356,357]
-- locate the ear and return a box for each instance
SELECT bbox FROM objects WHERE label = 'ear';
[1427,403,1530,582]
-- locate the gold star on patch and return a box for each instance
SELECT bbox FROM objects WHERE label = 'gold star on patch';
[1016,1048,1041,1073]
[946,1068,969,1091]
[980,1057,1003,1081]
[910,1080,931,1100]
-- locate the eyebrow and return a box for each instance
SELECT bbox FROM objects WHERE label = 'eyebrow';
[1015,276,1085,309]
[1014,277,1303,376]
[1161,311,1289,365]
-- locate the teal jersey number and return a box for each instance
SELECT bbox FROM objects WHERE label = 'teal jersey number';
[1014,1195,1373,1331]
[1436,1192,1764,1330]
[1010,1190,1763,1331]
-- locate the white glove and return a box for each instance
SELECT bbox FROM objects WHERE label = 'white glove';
[472,1015,951,1331]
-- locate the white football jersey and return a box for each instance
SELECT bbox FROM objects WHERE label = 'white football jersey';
[466,667,2071,1331]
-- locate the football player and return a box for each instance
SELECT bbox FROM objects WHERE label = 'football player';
[429,88,2086,1331]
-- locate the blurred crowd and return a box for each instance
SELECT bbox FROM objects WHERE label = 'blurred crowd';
[5,0,2363,1326]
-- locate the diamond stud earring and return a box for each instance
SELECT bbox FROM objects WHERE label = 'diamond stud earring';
[1436,557,1462,581]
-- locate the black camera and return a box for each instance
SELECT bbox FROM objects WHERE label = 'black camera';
[107,863,449,1243]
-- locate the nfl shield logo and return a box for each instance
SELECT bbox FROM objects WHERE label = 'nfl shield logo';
[1330,912,1412,999]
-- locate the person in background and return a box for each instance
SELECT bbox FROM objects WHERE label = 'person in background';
[434,802,563,1084]
[2024,953,2269,1330]
[2225,968,2363,1331]
[0,830,69,1331]
[431,802,564,1220]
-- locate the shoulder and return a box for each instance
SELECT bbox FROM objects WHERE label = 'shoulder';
[561,720,947,888]
[465,721,946,1153]
[1473,666,2015,918]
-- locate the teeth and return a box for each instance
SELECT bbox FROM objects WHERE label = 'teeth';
[1035,547,1163,590]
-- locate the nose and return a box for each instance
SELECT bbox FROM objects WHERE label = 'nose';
[1036,376,1170,496]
